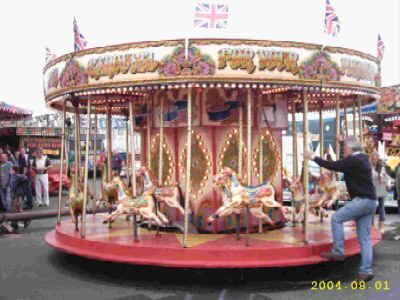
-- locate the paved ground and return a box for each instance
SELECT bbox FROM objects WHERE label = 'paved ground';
[0,198,399,300]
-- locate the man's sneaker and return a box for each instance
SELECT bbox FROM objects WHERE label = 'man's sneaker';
[320,252,345,261]
[357,273,374,282]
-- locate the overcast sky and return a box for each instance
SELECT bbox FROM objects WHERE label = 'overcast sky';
[0,0,398,115]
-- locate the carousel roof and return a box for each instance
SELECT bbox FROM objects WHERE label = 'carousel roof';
[0,101,32,121]
[42,39,381,114]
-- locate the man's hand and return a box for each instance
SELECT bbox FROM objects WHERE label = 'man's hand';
[304,150,314,160]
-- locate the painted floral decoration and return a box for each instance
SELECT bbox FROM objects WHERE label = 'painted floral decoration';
[299,51,341,81]
[159,47,216,76]
[60,59,88,88]
[47,68,59,90]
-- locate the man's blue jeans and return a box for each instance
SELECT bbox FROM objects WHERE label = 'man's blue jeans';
[0,187,11,212]
[331,197,377,274]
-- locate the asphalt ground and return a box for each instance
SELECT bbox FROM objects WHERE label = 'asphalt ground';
[0,197,399,300]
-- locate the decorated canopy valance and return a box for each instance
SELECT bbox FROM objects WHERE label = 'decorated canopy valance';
[0,101,32,121]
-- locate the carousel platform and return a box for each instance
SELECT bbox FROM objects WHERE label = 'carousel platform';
[45,212,381,268]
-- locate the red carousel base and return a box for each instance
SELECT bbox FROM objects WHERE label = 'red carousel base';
[45,213,381,268]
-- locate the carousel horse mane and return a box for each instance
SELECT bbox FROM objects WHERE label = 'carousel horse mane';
[113,176,133,198]
[222,167,270,189]
[221,167,247,187]
[142,167,158,188]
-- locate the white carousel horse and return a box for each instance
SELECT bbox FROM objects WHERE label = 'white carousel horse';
[207,167,284,225]
[282,171,346,222]
[136,166,186,215]
[102,176,169,226]
[281,176,327,222]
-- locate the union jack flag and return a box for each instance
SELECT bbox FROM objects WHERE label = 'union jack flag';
[324,0,340,37]
[377,34,385,61]
[194,2,229,29]
[45,47,56,64]
[73,17,87,51]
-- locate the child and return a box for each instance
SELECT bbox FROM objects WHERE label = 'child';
[10,166,30,231]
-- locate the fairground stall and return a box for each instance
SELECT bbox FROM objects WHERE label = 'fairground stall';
[44,39,381,268]
[378,85,400,157]
[0,102,32,149]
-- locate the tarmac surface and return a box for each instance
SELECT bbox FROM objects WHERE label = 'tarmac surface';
[0,198,399,300]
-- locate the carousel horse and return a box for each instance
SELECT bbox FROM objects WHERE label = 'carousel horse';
[207,167,284,225]
[102,175,169,226]
[316,169,347,208]
[136,166,186,215]
[68,171,96,231]
[282,175,329,222]
[98,163,119,210]
[282,171,347,222]
[68,173,84,231]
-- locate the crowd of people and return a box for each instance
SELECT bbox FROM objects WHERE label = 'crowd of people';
[0,146,51,232]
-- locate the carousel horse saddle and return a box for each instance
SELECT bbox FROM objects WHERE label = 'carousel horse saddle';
[154,187,174,197]
[243,183,273,198]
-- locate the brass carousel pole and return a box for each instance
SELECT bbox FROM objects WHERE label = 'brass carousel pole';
[76,107,82,178]
[353,102,357,137]
[246,89,252,246]
[81,100,92,238]
[106,105,113,228]
[258,132,263,233]
[92,113,98,214]
[147,94,152,168]
[74,106,80,190]
[155,96,164,234]
[57,99,67,225]
[106,105,112,181]
[319,103,324,158]
[358,97,363,145]
[129,101,139,242]
[344,104,349,137]
[291,100,298,225]
[183,87,193,248]
[158,97,164,185]
[303,90,310,244]
[236,91,244,239]
[126,115,130,183]
[319,102,325,223]
[335,97,341,164]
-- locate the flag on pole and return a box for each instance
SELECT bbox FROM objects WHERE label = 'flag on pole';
[194,1,229,29]
[324,0,340,37]
[377,34,385,61]
[45,47,56,64]
[73,17,88,51]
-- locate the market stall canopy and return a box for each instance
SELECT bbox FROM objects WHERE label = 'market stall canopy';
[0,101,32,121]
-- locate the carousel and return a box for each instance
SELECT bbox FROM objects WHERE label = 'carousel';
[44,39,381,268]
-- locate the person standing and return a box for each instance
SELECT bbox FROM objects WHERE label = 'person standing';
[0,153,13,212]
[370,150,390,233]
[304,136,377,282]
[32,148,51,207]
[16,147,33,209]
[111,151,122,175]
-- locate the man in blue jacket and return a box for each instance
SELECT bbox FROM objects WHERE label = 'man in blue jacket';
[305,136,377,282]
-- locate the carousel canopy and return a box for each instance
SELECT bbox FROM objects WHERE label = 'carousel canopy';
[0,101,32,121]
[43,39,381,114]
